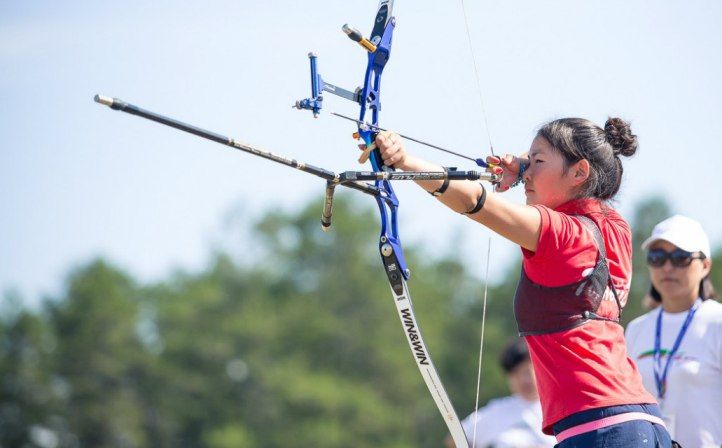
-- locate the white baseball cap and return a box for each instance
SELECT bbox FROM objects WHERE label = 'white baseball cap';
[641,215,711,258]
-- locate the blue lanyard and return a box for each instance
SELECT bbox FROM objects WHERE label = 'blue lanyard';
[653,300,700,399]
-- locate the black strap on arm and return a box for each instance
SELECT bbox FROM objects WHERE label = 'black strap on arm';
[462,183,487,216]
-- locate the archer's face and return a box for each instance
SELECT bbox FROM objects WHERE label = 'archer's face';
[523,137,578,208]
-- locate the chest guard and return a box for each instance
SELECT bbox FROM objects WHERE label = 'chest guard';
[514,216,622,336]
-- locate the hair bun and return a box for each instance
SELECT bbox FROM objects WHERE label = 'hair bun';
[604,117,638,157]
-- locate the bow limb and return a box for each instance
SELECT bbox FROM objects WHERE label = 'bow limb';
[295,1,475,444]
[382,249,470,448]
[361,3,470,447]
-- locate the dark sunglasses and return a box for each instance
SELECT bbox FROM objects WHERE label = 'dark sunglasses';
[646,248,706,268]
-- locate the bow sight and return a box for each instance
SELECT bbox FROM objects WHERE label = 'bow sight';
[294,1,394,127]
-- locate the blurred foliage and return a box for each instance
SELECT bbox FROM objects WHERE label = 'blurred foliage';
[623,197,672,324]
[0,194,718,447]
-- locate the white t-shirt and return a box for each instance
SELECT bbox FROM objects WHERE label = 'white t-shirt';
[460,394,556,448]
[625,298,722,448]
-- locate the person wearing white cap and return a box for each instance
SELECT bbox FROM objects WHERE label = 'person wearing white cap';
[625,215,722,448]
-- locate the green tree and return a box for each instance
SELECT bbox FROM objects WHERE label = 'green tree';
[139,195,495,447]
[47,260,152,447]
[6,193,716,447]
[0,292,57,447]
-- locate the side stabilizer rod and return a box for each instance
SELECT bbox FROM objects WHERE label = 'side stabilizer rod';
[94,95,346,186]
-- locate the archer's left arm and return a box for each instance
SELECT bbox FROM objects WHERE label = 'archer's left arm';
[376,133,541,251]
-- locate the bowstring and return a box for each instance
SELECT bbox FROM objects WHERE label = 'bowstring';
[460,0,495,157]
[470,237,491,448]
[460,2,495,447]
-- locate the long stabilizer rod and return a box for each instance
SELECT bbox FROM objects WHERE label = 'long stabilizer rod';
[93,94,384,198]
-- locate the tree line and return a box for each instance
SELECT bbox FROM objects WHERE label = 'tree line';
[1,195,719,447]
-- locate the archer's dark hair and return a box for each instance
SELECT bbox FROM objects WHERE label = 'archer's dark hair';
[499,338,530,374]
[536,117,638,200]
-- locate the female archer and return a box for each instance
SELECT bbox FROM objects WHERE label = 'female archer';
[375,117,674,447]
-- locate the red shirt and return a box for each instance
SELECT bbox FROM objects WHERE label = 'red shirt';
[521,198,655,434]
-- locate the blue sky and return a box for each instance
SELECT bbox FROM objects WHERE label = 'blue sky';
[2,1,721,307]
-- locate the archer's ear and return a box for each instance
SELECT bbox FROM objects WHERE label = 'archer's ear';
[572,159,591,185]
